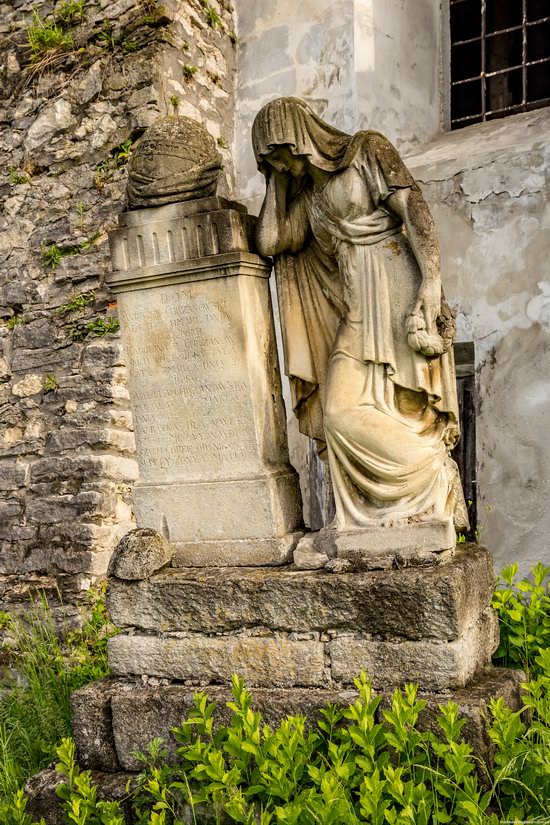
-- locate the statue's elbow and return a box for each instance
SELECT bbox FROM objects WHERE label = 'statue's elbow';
[256,225,283,257]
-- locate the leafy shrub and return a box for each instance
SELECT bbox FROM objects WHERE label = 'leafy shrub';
[492,562,550,676]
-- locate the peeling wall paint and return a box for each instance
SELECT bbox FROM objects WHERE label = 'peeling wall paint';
[408,108,550,574]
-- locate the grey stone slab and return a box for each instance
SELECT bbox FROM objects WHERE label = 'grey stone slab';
[107,633,327,688]
[110,681,356,771]
[71,678,121,772]
[294,518,456,570]
[329,608,499,690]
[107,544,493,642]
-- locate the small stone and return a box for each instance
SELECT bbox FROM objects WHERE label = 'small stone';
[326,558,353,573]
[293,542,329,569]
[108,528,174,580]
[12,373,43,397]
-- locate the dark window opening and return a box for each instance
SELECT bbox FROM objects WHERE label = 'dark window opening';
[450,0,550,129]
[452,342,477,538]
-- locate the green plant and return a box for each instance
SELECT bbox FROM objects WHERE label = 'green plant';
[201,1,223,28]
[170,94,181,108]
[42,232,100,270]
[68,316,120,341]
[55,739,126,825]
[112,138,133,166]
[492,561,550,676]
[44,374,58,392]
[56,290,95,315]
[0,587,117,802]
[8,166,29,185]
[217,136,227,148]
[55,0,86,25]
[183,63,198,79]
[95,19,117,51]
[26,8,74,61]
[5,314,25,330]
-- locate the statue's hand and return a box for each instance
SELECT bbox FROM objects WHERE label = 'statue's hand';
[407,282,446,357]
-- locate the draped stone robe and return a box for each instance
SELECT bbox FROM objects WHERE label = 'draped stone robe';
[273,132,467,528]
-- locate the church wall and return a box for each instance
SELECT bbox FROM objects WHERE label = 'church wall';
[0,0,236,611]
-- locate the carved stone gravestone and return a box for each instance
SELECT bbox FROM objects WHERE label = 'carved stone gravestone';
[107,117,302,567]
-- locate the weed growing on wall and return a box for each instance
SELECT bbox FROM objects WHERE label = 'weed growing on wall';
[26,8,75,61]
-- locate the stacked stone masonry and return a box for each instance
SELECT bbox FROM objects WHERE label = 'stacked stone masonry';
[106,544,499,692]
[0,0,236,613]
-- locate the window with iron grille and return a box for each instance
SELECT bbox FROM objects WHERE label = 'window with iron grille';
[450,0,550,129]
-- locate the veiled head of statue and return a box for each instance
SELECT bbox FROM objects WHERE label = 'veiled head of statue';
[252,97,353,175]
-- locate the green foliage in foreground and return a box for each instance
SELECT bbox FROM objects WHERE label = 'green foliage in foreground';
[0,563,548,824]
[491,562,550,676]
[3,660,550,825]
[0,587,117,800]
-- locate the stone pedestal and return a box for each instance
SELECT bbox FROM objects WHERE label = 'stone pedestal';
[107,198,302,566]
[106,544,498,692]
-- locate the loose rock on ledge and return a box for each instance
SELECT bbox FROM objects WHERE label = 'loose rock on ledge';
[107,528,174,581]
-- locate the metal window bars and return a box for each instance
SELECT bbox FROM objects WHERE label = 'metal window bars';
[450,0,550,128]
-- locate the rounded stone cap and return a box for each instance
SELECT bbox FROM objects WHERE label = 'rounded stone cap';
[108,528,174,580]
[127,116,223,209]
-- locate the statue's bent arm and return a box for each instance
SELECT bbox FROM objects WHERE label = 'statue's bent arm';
[256,170,310,257]
[386,187,442,333]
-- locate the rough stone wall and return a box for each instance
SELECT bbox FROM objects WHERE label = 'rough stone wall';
[0,0,236,610]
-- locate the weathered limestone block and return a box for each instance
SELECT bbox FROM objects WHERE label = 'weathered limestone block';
[25,765,135,825]
[107,527,173,580]
[107,633,327,688]
[107,187,303,567]
[107,545,493,642]
[329,609,499,690]
[71,678,121,772]
[294,517,457,570]
[109,682,356,771]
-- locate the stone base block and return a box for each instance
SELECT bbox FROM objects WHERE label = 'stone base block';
[108,633,328,688]
[72,669,525,774]
[171,531,303,567]
[294,517,456,571]
[108,544,493,640]
[25,765,135,825]
[108,608,497,691]
[107,544,497,690]
[134,470,303,566]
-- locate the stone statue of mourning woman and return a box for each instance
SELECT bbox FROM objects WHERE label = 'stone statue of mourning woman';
[252,97,469,566]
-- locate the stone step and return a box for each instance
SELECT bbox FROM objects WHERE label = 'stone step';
[72,669,525,775]
[107,543,493,642]
[107,604,498,691]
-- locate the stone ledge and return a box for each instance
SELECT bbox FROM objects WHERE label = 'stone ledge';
[71,668,525,774]
[107,606,498,692]
[107,633,328,688]
[107,544,493,641]
[330,608,499,691]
